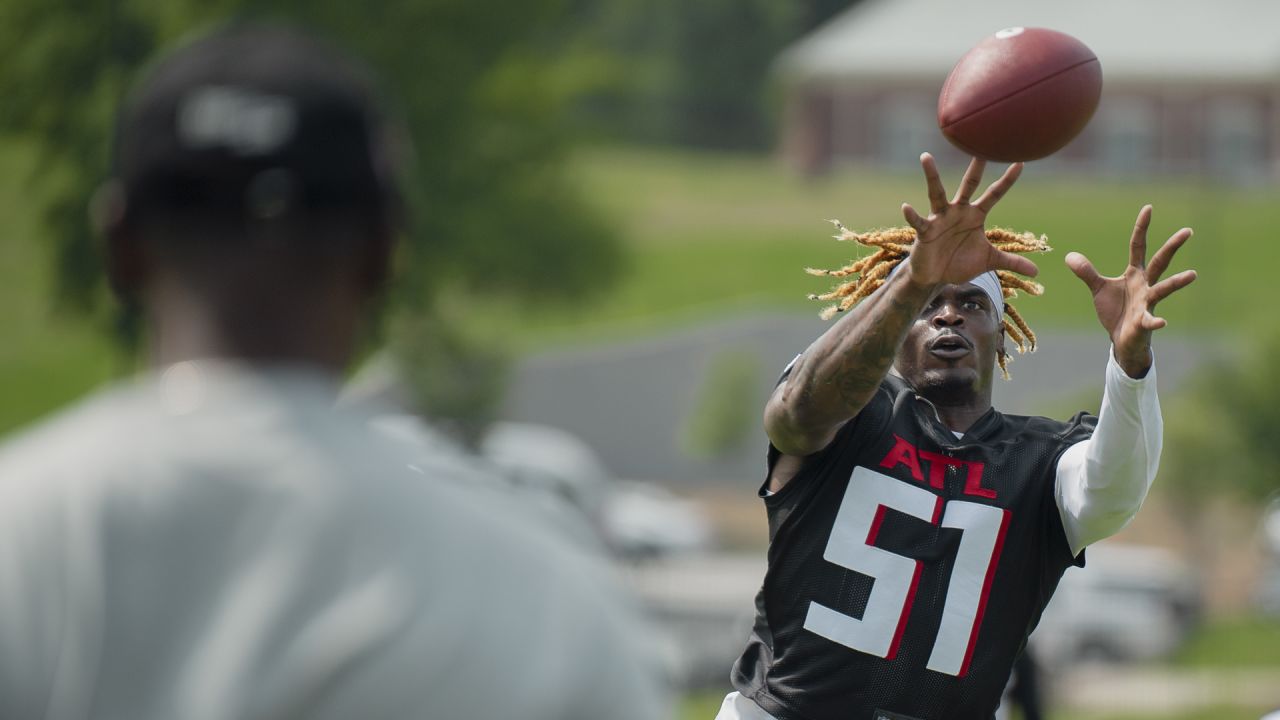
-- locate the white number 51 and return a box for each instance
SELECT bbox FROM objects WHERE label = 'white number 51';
[802,466,1009,677]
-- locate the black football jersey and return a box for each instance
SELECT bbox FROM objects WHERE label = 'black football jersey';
[731,374,1096,720]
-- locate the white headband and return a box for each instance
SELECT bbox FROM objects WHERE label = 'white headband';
[888,262,1004,315]
[967,271,1005,315]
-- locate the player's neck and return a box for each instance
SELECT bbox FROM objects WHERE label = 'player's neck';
[146,282,356,375]
[933,402,992,435]
[918,388,993,435]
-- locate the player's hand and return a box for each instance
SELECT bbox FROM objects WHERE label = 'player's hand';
[901,153,1039,288]
[1065,205,1197,378]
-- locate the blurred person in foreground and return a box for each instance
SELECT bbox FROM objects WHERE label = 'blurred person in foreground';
[717,155,1196,720]
[0,23,670,720]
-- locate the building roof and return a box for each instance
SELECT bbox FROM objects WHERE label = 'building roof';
[779,0,1280,85]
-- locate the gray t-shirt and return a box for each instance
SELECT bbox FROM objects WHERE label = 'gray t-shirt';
[0,361,671,720]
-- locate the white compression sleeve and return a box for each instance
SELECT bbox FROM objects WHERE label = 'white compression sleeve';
[1054,346,1163,556]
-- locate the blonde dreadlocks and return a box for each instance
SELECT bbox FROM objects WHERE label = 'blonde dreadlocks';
[806,222,1051,379]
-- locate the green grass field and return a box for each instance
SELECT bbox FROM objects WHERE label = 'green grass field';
[1172,614,1280,668]
[497,145,1270,350]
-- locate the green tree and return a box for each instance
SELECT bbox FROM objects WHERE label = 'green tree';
[1160,332,1280,509]
[558,0,859,149]
[681,349,761,459]
[0,0,622,432]
[556,0,796,149]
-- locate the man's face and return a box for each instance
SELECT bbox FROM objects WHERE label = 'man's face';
[895,282,1003,402]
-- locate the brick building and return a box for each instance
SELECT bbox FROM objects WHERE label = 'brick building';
[776,0,1280,182]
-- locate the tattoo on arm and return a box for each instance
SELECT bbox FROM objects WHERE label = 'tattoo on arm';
[769,274,932,456]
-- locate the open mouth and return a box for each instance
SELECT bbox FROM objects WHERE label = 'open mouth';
[929,333,972,359]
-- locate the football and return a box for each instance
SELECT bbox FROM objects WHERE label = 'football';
[937,27,1102,162]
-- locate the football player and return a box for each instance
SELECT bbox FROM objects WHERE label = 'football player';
[718,153,1196,720]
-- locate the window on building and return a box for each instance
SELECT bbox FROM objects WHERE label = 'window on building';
[1099,97,1156,174]
[1207,96,1265,181]
[878,93,939,168]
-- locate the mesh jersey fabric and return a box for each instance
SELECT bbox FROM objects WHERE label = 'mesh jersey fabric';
[731,374,1095,720]
[0,362,670,720]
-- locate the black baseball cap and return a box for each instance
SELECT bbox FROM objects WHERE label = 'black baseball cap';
[113,23,402,222]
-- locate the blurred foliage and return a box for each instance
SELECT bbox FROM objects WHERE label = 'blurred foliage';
[1171,614,1280,668]
[556,0,856,149]
[1160,331,1280,510]
[0,0,861,315]
[0,0,629,431]
[0,0,154,314]
[0,143,120,433]
[0,0,624,310]
[0,0,864,433]
[389,307,508,449]
[681,349,761,459]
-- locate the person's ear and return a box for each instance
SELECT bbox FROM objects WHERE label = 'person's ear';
[92,181,147,304]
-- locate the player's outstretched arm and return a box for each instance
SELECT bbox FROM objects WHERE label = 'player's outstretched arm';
[764,155,1034,473]
[1055,206,1197,553]
[1065,205,1196,377]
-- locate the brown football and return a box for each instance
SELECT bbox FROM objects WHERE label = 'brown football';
[938,27,1102,162]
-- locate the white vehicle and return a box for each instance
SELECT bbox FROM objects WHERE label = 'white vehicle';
[1030,543,1201,667]
[479,421,713,560]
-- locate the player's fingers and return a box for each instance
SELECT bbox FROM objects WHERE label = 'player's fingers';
[1142,313,1168,331]
[920,153,948,213]
[902,203,927,233]
[1148,269,1198,305]
[1129,205,1152,269]
[973,162,1023,213]
[1065,251,1105,294]
[953,157,986,205]
[992,248,1039,278]
[1146,227,1192,283]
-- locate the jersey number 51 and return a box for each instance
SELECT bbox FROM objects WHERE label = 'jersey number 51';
[803,466,1010,677]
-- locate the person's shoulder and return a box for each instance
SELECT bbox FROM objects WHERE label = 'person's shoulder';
[0,379,176,541]
[0,378,158,481]
[394,462,603,574]
[0,365,385,500]
[384,472,668,699]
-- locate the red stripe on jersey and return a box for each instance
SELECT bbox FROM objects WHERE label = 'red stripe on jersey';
[888,560,924,660]
[866,504,888,545]
[888,495,943,661]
